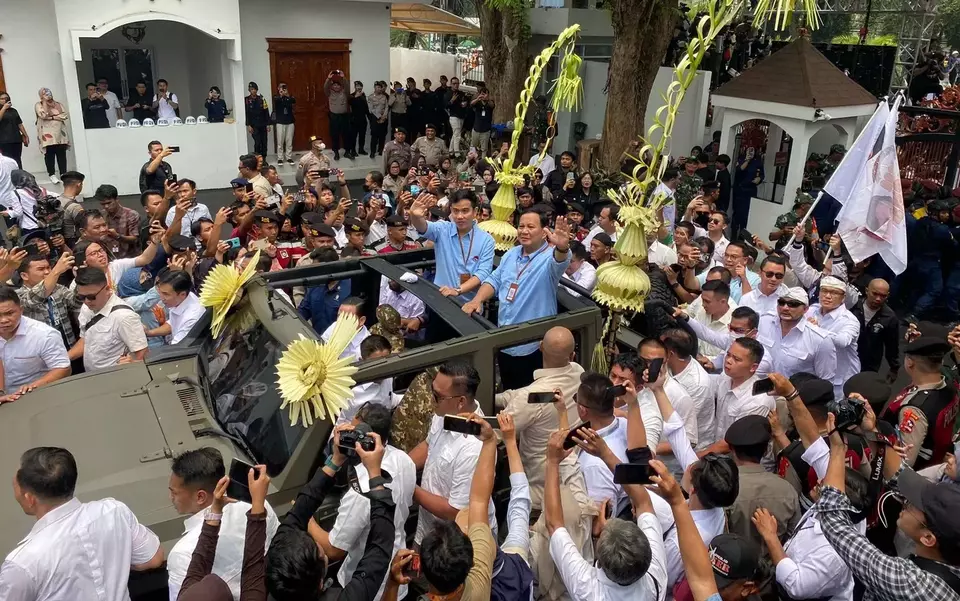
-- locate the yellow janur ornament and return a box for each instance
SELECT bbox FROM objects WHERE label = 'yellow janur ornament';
[199,250,261,338]
[276,313,360,427]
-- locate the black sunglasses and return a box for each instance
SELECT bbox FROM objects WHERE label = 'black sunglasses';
[77,284,107,302]
[777,298,804,308]
[763,271,785,280]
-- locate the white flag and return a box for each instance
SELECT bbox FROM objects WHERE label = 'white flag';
[823,100,889,203]
[834,95,909,275]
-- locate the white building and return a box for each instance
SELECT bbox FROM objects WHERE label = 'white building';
[2,0,419,195]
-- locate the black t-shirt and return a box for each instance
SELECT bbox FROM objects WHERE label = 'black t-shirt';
[139,160,172,193]
[82,98,110,129]
[127,92,154,121]
[273,96,296,124]
[0,108,23,144]
[472,101,493,133]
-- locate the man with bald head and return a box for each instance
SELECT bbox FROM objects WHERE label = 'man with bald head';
[495,326,584,508]
[852,278,900,380]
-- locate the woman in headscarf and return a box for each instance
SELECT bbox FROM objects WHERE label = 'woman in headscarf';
[7,170,47,237]
[0,92,29,168]
[34,88,70,184]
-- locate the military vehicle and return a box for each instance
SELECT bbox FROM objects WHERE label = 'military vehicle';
[0,248,603,555]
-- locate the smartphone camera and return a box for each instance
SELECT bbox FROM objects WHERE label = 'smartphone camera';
[226,458,260,503]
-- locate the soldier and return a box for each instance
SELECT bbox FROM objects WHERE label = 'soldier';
[882,336,960,470]
[820,144,846,179]
[770,192,815,247]
[675,157,704,219]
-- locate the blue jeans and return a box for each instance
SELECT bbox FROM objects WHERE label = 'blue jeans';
[912,257,943,317]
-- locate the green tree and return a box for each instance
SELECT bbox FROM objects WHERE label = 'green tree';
[475,0,531,122]
[942,0,960,49]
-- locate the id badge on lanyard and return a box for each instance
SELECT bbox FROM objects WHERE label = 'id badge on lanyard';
[506,283,519,302]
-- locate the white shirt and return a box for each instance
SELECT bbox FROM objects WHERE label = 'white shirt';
[647,240,678,269]
[583,224,617,247]
[739,283,789,316]
[713,373,775,441]
[757,314,837,383]
[78,294,149,372]
[71,258,139,292]
[710,235,729,266]
[806,303,861,399]
[167,292,205,344]
[103,91,122,127]
[416,410,497,544]
[0,316,70,390]
[365,220,388,246]
[330,446,416,600]
[378,278,425,320]
[549,513,668,601]
[0,155,17,210]
[562,260,597,297]
[167,501,280,601]
[776,438,856,601]
[654,183,676,233]
[9,188,40,229]
[0,497,160,601]
[164,203,213,237]
[153,92,179,120]
[633,390,664,452]
[321,323,370,362]
[670,359,715,450]
[335,378,395,427]
[688,295,737,359]
[658,377,699,447]
[579,417,629,504]
[530,153,556,179]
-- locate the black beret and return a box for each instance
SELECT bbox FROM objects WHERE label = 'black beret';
[789,372,834,406]
[566,202,586,215]
[843,372,892,408]
[592,232,614,247]
[168,234,195,252]
[386,214,409,227]
[905,336,952,358]
[724,415,772,447]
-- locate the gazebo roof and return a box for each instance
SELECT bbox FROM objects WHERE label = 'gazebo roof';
[713,36,877,108]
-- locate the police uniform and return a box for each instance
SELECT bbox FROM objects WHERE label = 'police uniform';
[725,415,802,557]
[882,337,960,470]
[372,215,421,254]
[340,218,376,259]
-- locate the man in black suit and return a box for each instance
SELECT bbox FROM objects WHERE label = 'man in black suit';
[851,278,900,381]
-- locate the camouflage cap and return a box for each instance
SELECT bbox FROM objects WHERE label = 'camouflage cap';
[793,192,814,208]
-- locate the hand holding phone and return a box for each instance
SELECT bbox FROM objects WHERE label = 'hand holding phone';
[527,391,556,404]
[225,458,260,503]
[646,358,664,384]
[443,414,481,436]
[168,146,181,153]
[752,377,775,396]
[563,422,591,450]
[613,462,653,485]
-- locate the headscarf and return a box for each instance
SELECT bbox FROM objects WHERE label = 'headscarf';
[11,170,43,199]
[37,88,63,115]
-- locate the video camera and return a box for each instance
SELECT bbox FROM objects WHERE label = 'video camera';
[337,423,375,465]
[827,396,866,431]
[32,194,65,237]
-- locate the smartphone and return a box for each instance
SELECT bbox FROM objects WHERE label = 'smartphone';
[244,182,254,193]
[410,184,421,196]
[403,553,422,580]
[226,458,260,503]
[443,414,481,436]
[563,422,591,450]
[739,229,754,243]
[293,191,306,204]
[613,462,653,485]
[469,146,477,155]
[527,391,556,404]
[609,385,626,398]
[566,172,575,182]
[225,237,241,249]
[752,377,775,396]
[669,263,682,274]
[483,416,501,429]
[169,173,178,182]
[317,169,331,179]
[251,238,270,251]
[168,146,181,153]
[647,358,664,383]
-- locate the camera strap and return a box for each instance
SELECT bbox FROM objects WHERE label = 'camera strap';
[347,465,393,496]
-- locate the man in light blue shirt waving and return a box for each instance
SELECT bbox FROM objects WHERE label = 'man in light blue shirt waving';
[463,209,571,389]
[409,189,495,301]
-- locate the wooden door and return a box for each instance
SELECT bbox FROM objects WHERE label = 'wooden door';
[268,39,351,151]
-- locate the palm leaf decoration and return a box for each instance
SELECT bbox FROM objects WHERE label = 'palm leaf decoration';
[199,250,262,338]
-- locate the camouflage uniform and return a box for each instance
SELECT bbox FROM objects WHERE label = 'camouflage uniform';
[389,366,440,452]
[675,173,703,218]
[369,305,405,353]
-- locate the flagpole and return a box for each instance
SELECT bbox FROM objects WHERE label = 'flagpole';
[781,93,901,249]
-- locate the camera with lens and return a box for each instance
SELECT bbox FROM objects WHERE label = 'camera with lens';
[827,396,866,431]
[337,423,375,464]
[33,194,65,239]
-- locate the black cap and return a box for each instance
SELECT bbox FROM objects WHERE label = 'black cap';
[310,223,337,238]
[592,232,614,247]
[724,415,771,447]
[789,372,834,406]
[21,229,50,245]
[566,202,586,215]
[386,214,409,227]
[168,234,195,252]
[230,177,249,188]
[394,127,408,136]
[301,212,323,225]
[899,468,960,542]
[905,336,952,359]
[708,534,760,589]
[424,123,437,131]
[702,180,720,192]
[253,210,282,226]
[843,372,891,409]
[344,217,369,234]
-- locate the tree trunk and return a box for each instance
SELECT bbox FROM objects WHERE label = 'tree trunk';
[599,0,678,170]
[476,1,529,123]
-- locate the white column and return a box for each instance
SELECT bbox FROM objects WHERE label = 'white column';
[782,124,810,207]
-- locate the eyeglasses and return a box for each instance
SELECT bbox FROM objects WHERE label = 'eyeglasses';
[709,219,724,225]
[763,271,785,280]
[77,284,107,302]
[777,299,805,308]
[728,326,752,335]
[431,388,462,403]
[820,288,845,297]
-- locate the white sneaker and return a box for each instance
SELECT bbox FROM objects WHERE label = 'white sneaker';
[49,174,61,185]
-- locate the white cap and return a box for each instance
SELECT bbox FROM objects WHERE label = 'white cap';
[820,276,847,292]
[781,287,809,305]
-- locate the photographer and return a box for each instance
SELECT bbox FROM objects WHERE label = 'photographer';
[265,427,395,600]
[818,409,960,599]
[910,54,945,105]
[80,83,110,129]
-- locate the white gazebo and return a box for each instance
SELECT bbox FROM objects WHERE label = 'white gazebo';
[712,36,878,237]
